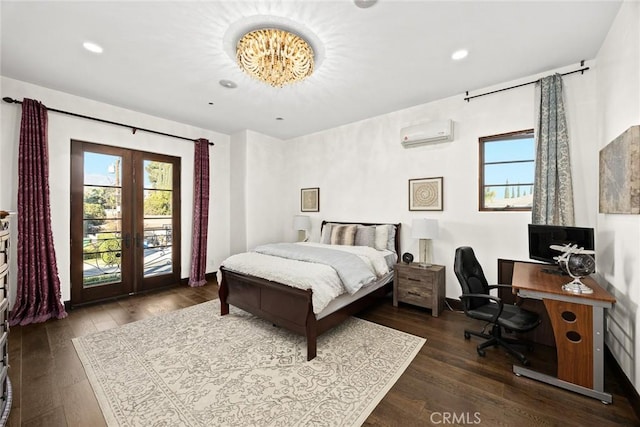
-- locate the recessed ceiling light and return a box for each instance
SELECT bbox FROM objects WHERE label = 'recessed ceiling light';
[219,79,237,89]
[452,49,468,60]
[354,0,377,8]
[83,41,103,54]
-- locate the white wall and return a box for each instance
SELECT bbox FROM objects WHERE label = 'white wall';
[229,131,248,254]
[283,63,598,300]
[229,129,289,253]
[0,76,231,303]
[244,130,288,249]
[595,0,640,393]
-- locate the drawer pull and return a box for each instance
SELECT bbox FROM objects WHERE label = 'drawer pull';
[407,291,422,297]
[407,277,422,282]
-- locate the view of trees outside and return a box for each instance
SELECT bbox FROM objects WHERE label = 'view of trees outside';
[144,160,173,216]
[142,160,173,254]
[482,134,535,209]
[82,153,173,286]
[484,181,535,208]
[82,153,123,286]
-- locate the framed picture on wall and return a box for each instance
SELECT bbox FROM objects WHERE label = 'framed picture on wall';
[301,187,320,212]
[409,177,443,211]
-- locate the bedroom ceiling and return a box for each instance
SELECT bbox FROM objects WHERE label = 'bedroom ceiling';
[0,1,622,140]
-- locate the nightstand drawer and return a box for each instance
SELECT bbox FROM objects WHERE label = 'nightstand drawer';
[397,285,432,307]
[396,270,435,287]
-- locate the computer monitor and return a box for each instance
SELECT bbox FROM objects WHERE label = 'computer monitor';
[528,224,595,265]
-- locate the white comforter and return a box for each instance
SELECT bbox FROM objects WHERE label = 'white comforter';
[221,243,390,314]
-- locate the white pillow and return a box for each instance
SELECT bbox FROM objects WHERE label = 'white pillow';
[355,225,376,248]
[386,224,397,252]
[374,225,389,250]
[320,224,333,244]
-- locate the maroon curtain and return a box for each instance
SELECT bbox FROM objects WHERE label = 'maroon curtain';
[9,99,67,326]
[188,138,210,287]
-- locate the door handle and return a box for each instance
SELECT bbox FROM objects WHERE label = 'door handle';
[123,233,131,248]
[135,233,141,248]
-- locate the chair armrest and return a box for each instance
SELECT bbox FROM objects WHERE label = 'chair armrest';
[488,284,522,305]
[459,294,504,323]
[488,284,512,290]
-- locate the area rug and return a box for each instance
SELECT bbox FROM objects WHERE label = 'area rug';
[72,299,425,427]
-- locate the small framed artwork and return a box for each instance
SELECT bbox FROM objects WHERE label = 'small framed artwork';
[301,187,320,212]
[409,177,443,211]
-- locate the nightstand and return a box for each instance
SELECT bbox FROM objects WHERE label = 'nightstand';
[393,263,445,317]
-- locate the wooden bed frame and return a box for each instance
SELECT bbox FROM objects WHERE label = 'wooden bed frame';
[219,221,401,360]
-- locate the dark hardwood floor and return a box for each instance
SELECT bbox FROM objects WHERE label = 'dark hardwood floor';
[6,281,639,426]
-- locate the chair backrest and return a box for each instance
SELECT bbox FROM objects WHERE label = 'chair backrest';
[454,246,490,310]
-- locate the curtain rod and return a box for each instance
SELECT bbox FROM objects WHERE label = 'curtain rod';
[2,97,214,146]
[463,61,590,102]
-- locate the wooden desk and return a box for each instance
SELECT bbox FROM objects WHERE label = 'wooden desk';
[511,262,616,403]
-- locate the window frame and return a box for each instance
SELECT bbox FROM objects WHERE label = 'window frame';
[478,129,535,212]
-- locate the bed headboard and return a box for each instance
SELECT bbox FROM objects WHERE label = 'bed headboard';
[320,221,401,254]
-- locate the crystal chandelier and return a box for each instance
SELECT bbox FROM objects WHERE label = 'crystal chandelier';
[236,28,314,87]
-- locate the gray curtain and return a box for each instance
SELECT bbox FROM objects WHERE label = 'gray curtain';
[532,74,575,225]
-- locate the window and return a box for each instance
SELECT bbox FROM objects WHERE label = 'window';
[479,129,535,211]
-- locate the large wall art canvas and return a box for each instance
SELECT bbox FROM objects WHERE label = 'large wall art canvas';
[599,125,640,214]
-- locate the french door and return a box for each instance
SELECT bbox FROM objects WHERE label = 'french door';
[70,141,181,305]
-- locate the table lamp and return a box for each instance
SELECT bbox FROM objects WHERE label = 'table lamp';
[411,218,439,267]
[293,215,311,242]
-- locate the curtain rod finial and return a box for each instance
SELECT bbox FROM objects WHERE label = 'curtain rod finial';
[2,97,16,104]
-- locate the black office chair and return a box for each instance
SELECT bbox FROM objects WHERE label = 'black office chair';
[454,246,541,365]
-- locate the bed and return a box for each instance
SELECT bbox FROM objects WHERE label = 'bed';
[219,221,401,360]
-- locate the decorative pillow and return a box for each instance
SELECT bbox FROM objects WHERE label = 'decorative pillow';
[386,225,396,252]
[320,223,333,244]
[330,225,357,245]
[355,226,376,248]
[374,225,389,250]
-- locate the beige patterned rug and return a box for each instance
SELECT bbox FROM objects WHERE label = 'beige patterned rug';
[73,299,425,427]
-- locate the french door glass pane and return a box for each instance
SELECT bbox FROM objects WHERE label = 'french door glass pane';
[83,153,123,287]
[143,160,173,277]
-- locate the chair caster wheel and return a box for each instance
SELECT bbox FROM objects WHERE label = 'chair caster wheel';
[464,331,470,340]
[477,349,486,357]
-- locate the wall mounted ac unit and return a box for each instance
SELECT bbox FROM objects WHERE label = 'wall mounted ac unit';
[401,119,454,148]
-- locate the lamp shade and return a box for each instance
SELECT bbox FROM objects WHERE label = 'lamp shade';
[411,218,439,239]
[293,215,311,231]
